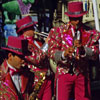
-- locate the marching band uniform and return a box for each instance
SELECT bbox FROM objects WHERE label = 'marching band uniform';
[0,60,34,100]
[16,16,52,100]
[24,36,52,100]
[48,2,100,100]
[0,36,34,100]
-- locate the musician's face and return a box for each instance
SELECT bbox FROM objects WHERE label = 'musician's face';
[7,53,25,69]
[23,30,34,37]
[22,27,35,37]
[70,17,83,28]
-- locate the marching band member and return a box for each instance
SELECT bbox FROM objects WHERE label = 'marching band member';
[0,36,34,100]
[16,16,52,100]
[48,1,100,100]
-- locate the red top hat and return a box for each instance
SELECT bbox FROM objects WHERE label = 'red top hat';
[16,16,37,33]
[65,1,88,17]
[2,36,30,56]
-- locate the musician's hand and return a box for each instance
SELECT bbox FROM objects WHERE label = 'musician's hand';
[74,40,81,48]
[74,40,85,55]
[28,44,33,52]
[64,47,75,58]
[45,36,49,43]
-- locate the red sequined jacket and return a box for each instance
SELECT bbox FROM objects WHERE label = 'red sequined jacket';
[0,60,34,100]
[19,35,52,99]
[48,22,100,75]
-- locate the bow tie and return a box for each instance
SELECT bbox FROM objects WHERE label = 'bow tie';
[9,68,21,75]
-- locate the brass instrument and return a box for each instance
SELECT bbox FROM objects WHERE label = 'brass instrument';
[34,31,48,41]
[29,72,46,100]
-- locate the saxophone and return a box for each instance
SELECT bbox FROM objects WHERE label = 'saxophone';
[29,71,46,100]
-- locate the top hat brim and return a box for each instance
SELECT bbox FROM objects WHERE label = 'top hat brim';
[2,47,32,57]
[65,11,88,17]
[1,47,23,55]
[17,22,37,33]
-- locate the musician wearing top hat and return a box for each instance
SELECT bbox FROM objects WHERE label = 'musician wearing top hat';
[16,16,52,100]
[0,36,34,100]
[48,1,100,100]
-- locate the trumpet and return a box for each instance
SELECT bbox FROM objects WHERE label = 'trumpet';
[34,31,48,38]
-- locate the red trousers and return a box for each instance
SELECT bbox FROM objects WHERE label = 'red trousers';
[56,73,91,100]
